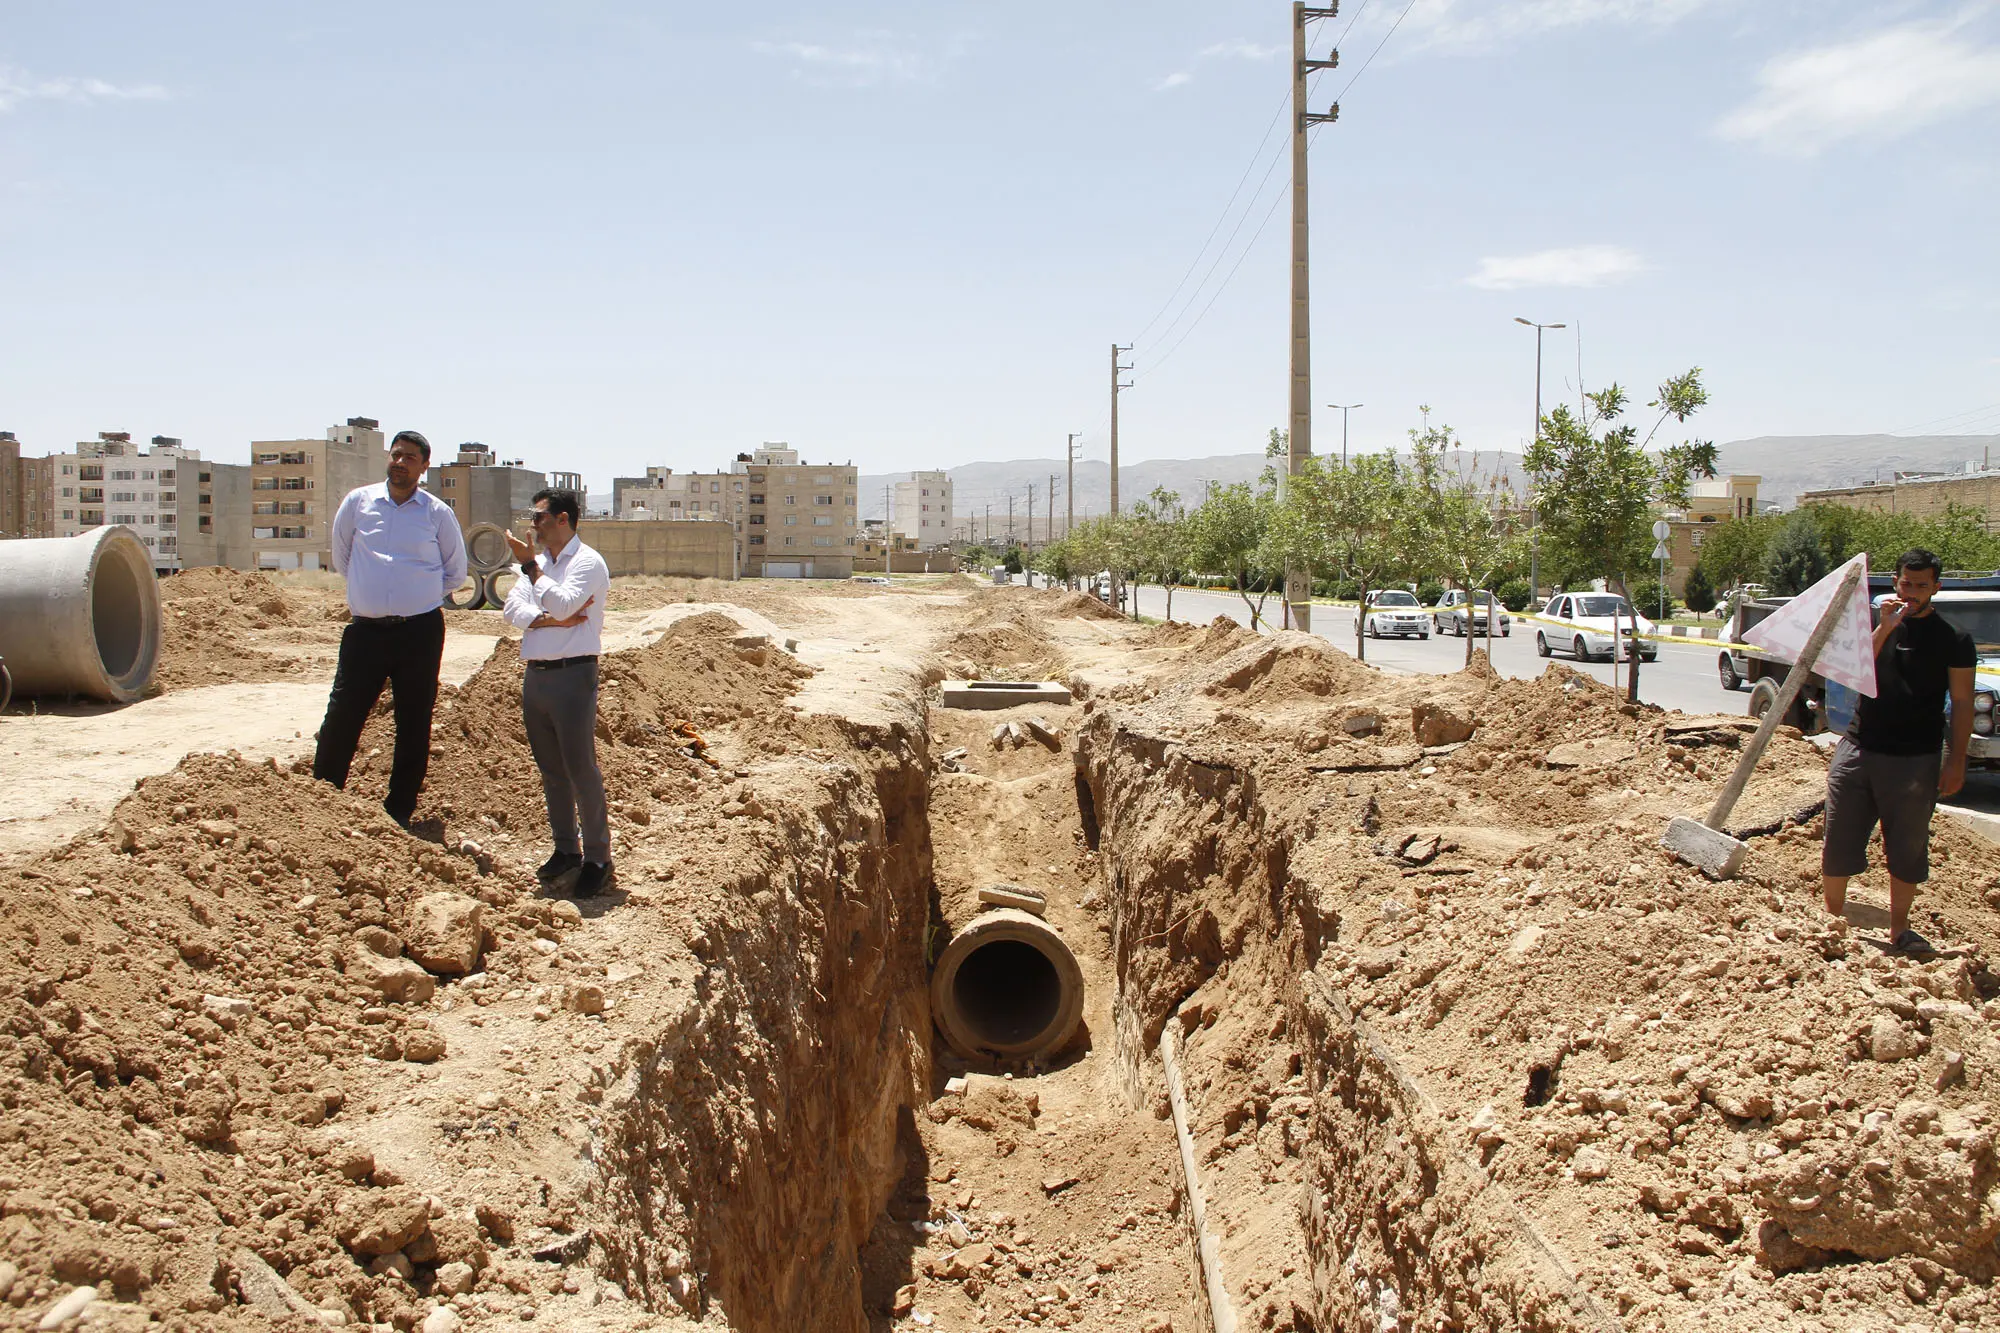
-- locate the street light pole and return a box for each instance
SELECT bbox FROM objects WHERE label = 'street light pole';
[1326,403,1361,464]
[1515,317,1566,601]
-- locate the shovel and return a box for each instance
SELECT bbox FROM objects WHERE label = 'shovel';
[1662,562,1862,878]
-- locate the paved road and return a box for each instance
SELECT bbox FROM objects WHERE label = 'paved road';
[1121,582,1737,717]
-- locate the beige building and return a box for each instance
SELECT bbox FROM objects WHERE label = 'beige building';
[1798,465,2000,532]
[249,417,386,570]
[615,445,858,577]
[49,433,221,573]
[19,454,55,538]
[586,519,738,579]
[425,443,546,533]
[892,470,953,548]
[1666,473,1761,589]
[0,432,18,539]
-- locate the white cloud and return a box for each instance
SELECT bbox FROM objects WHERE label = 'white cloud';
[1717,15,2000,154]
[1198,40,1284,61]
[0,67,168,112]
[1466,245,1646,291]
[1386,0,1718,50]
[752,32,963,87]
[1153,35,1285,92]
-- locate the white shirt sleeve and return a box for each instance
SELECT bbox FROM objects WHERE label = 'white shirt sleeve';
[501,568,542,632]
[329,490,361,576]
[531,544,602,620]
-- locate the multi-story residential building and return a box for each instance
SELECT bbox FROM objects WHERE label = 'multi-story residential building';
[424,443,546,533]
[19,453,55,538]
[48,433,219,572]
[742,446,858,578]
[248,417,384,570]
[0,432,19,539]
[891,470,953,549]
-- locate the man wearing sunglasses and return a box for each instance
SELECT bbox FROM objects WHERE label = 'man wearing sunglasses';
[502,488,613,897]
[313,429,468,829]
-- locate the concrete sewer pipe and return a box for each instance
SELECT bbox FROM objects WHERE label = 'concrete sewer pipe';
[0,526,162,703]
[930,908,1085,1061]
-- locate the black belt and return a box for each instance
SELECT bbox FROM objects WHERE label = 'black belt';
[352,609,440,625]
[527,655,598,671]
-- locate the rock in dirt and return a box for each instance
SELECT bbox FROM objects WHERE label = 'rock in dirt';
[402,1029,448,1063]
[531,1231,591,1264]
[339,1188,432,1257]
[37,1286,98,1329]
[1340,711,1381,737]
[422,1308,463,1333]
[1868,1015,1922,1062]
[348,948,439,1005]
[403,892,485,976]
[1410,700,1475,747]
[959,1076,1039,1131]
[1545,737,1634,770]
[1022,716,1062,748]
[232,1247,326,1323]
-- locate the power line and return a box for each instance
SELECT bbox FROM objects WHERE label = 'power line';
[1332,0,1419,104]
[1888,400,2000,436]
[1137,181,1290,381]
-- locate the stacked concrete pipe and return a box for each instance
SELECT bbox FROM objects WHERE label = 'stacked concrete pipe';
[930,908,1085,1061]
[450,522,511,610]
[0,526,162,704]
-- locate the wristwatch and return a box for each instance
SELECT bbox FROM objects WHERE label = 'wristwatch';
[521,559,538,580]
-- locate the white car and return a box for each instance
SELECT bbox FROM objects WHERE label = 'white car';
[850,575,891,586]
[1535,592,1657,663]
[1363,589,1430,639]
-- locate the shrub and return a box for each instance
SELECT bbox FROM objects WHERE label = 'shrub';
[1682,563,1717,614]
[1763,513,1828,596]
[1496,578,1533,612]
[1627,576,1679,621]
[1416,580,1446,607]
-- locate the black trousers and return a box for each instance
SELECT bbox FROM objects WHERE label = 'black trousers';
[312,610,446,826]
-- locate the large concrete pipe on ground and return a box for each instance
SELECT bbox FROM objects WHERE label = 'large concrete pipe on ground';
[464,523,510,574]
[0,526,161,704]
[931,908,1084,1061]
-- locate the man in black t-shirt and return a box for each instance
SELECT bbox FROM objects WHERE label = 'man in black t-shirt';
[1822,549,1976,948]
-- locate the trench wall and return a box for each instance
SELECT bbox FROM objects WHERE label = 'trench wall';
[1075,701,1612,1332]
[586,715,934,1333]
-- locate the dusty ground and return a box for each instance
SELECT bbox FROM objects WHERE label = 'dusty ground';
[5,571,2000,1332]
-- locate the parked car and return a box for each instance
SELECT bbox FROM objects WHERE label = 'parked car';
[1363,589,1430,639]
[1432,588,1511,637]
[1534,592,1657,663]
[850,574,891,586]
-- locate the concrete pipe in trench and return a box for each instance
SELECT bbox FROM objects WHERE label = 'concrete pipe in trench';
[0,526,161,703]
[930,908,1084,1061]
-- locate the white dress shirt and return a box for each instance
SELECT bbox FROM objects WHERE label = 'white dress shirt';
[502,535,610,660]
[330,483,469,618]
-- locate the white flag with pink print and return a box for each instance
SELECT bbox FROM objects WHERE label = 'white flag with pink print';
[1742,553,1878,698]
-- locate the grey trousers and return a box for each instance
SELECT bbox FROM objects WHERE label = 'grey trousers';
[522,659,611,865]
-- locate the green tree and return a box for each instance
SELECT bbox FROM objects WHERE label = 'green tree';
[1682,562,1717,614]
[1291,451,1410,662]
[1407,424,1518,665]
[1185,480,1279,629]
[1266,427,1288,458]
[1129,487,1189,622]
[1522,368,1715,700]
[1763,510,1829,595]
[1693,514,1776,590]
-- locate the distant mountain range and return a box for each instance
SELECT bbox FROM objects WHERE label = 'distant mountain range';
[861,434,2000,527]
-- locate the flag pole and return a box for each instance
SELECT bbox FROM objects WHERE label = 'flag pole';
[1702,561,1865,831]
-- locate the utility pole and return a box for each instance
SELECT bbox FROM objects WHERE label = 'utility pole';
[1026,482,1036,554]
[984,503,990,544]
[1065,432,1079,542]
[1007,493,1015,547]
[1289,2,1341,635]
[1515,317,1567,600]
[1109,346,1132,515]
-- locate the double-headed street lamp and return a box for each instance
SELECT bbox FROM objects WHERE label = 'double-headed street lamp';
[1326,403,1362,464]
[1515,317,1566,599]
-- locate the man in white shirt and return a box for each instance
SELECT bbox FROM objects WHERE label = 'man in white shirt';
[502,488,614,896]
[313,430,468,829]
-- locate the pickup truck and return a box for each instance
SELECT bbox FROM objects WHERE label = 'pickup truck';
[1821,590,2000,768]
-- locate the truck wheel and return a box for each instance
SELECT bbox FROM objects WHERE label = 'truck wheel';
[1747,679,1780,722]
[1718,653,1741,692]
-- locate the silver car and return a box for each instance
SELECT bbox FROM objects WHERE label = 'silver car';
[1431,588,1511,637]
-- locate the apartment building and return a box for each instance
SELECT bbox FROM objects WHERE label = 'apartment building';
[1665,474,1762,588]
[248,417,384,570]
[48,433,220,572]
[19,454,55,538]
[0,432,18,539]
[424,443,546,532]
[891,470,953,549]
[743,446,858,578]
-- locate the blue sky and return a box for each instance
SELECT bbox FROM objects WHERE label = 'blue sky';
[3,0,1998,496]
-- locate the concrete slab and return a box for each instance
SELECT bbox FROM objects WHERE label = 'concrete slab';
[979,883,1048,916]
[1662,814,1747,878]
[940,680,1073,710]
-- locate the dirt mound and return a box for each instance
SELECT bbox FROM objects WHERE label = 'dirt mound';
[156,569,346,692]
[0,752,540,1327]
[1188,631,1374,706]
[1050,591,1122,622]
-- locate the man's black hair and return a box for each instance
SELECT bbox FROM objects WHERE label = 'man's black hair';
[1897,548,1943,579]
[389,429,431,463]
[533,487,582,529]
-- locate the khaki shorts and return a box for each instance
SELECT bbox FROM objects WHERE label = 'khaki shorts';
[1822,737,1941,883]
